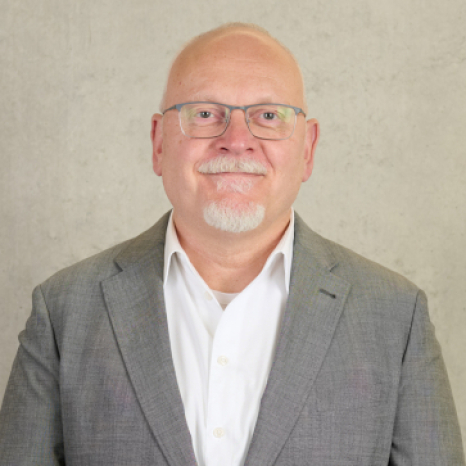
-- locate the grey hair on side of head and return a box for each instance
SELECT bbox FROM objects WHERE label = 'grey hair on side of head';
[158,22,307,113]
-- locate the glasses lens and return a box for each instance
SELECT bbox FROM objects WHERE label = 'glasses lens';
[179,103,229,138]
[246,105,296,140]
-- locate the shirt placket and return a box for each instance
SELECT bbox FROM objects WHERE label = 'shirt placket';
[203,301,243,466]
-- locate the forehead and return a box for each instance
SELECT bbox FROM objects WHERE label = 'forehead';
[165,30,304,107]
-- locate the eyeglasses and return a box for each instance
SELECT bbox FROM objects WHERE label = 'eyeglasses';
[162,101,306,140]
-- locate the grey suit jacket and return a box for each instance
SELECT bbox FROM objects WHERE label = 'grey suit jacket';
[0,212,464,466]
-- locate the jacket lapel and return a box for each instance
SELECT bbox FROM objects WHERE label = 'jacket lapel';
[245,215,351,466]
[101,214,197,466]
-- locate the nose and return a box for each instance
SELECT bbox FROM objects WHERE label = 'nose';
[215,109,257,155]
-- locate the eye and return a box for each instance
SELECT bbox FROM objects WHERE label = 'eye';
[198,111,214,119]
[262,112,277,120]
[248,106,285,123]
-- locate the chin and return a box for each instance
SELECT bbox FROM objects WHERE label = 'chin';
[203,200,265,233]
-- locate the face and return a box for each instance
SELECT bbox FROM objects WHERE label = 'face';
[151,30,319,237]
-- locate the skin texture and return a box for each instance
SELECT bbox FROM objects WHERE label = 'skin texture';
[151,27,319,292]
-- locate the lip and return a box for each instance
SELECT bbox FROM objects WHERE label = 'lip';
[204,172,265,184]
[203,172,264,177]
[197,157,268,176]
[203,172,264,193]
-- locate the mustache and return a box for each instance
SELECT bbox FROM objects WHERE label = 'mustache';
[198,156,267,175]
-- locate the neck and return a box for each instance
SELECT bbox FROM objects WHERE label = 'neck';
[173,210,291,293]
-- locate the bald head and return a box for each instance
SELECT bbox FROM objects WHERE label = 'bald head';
[160,23,307,113]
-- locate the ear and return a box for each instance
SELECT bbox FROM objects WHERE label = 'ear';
[151,113,164,176]
[302,118,320,182]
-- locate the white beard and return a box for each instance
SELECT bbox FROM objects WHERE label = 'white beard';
[203,201,265,233]
[198,156,268,233]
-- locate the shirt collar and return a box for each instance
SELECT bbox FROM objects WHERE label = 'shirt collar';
[268,208,294,293]
[163,209,295,293]
[163,210,185,284]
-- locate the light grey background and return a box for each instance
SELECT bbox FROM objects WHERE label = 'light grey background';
[1,0,465,450]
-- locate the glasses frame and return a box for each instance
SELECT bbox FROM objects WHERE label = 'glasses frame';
[162,101,307,140]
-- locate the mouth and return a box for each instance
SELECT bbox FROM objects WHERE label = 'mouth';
[198,157,267,194]
[197,156,267,176]
[206,173,263,194]
[206,172,263,177]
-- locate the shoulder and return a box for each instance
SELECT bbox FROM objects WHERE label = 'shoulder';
[40,212,170,303]
[294,213,420,303]
[40,239,128,297]
[293,214,426,351]
[328,235,417,298]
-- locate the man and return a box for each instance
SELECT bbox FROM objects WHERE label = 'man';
[0,23,464,466]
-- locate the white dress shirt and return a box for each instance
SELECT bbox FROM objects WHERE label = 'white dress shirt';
[163,210,294,466]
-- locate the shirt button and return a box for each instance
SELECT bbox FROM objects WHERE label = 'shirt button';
[217,355,229,366]
[213,427,224,438]
[204,291,213,301]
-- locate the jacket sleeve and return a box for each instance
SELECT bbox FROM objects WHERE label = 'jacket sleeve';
[0,285,65,465]
[389,289,465,466]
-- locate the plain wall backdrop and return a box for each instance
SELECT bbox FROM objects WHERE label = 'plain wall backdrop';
[1,0,465,451]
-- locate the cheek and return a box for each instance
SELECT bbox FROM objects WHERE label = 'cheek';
[273,151,307,195]
[160,139,204,191]
[271,143,305,175]
[165,137,215,173]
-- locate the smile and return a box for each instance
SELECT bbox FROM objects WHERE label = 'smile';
[203,172,263,193]
[197,156,268,176]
